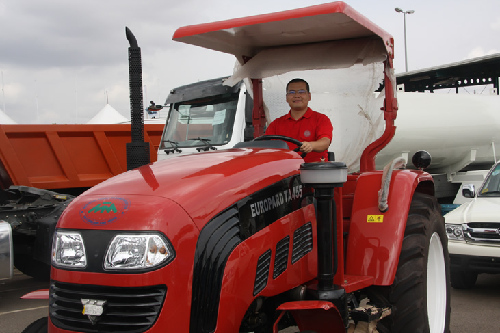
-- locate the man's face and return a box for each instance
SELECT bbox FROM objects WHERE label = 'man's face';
[286,82,311,112]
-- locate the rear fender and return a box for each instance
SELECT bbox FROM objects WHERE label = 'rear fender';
[273,301,344,333]
[345,170,433,285]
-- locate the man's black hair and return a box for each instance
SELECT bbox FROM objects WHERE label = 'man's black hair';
[286,78,310,92]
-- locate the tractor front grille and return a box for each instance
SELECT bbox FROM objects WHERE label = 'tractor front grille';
[49,281,166,333]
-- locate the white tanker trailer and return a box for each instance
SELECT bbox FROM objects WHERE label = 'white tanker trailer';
[377,91,500,205]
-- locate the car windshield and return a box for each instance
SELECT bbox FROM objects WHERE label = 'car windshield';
[479,164,500,196]
[159,94,238,149]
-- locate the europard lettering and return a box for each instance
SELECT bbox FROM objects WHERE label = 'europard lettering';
[250,185,302,218]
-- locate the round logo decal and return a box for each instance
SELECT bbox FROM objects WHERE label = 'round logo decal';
[79,197,130,225]
[303,130,311,138]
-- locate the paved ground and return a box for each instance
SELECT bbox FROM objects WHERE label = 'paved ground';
[1,270,499,333]
[0,270,49,333]
[449,273,500,333]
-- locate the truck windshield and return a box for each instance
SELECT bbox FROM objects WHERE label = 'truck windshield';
[479,164,500,196]
[160,94,238,149]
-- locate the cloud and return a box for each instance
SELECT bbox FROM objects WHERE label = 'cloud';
[467,47,500,59]
[491,17,500,31]
[1,0,500,123]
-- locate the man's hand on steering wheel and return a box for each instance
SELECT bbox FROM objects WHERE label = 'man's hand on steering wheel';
[299,141,314,154]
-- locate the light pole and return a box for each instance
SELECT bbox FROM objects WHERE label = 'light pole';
[395,7,415,72]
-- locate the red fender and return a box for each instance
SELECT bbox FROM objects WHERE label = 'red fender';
[345,170,433,285]
[273,301,345,333]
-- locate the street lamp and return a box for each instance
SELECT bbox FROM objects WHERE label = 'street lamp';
[395,7,415,72]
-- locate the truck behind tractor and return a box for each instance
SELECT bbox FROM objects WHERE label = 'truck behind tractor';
[0,123,164,280]
[23,2,451,333]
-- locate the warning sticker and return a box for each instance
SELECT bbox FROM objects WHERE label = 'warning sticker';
[367,215,384,223]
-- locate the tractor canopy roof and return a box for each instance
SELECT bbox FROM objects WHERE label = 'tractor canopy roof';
[173,2,394,85]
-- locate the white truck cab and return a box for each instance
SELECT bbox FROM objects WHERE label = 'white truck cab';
[157,77,253,161]
[445,161,500,288]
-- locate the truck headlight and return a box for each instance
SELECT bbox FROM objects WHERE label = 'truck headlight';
[52,231,87,268]
[445,223,464,241]
[104,234,174,270]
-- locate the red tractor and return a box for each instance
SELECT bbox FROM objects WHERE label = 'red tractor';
[24,2,450,333]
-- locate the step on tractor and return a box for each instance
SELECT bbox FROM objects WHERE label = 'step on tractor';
[22,2,451,333]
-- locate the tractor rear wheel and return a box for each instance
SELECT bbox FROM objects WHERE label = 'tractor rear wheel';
[368,192,451,332]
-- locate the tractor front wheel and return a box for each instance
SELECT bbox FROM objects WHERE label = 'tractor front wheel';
[368,192,451,332]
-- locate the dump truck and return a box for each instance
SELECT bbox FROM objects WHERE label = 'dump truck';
[23,2,451,332]
[0,122,164,280]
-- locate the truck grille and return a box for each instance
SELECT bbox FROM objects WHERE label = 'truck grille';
[49,281,166,333]
[464,222,500,244]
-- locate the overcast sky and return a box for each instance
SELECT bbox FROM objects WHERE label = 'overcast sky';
[1,0,499,124]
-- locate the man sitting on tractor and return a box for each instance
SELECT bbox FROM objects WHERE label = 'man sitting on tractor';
[265,78,333,162]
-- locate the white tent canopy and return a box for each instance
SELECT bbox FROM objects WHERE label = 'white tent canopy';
[0,108,16,124]
[87,104,128,124]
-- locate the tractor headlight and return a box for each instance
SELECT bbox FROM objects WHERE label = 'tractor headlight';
[104,234,174,270]
[52,231,87,268]
[445,224,464,241]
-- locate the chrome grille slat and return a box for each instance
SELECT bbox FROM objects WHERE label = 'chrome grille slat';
[463,222,500,244]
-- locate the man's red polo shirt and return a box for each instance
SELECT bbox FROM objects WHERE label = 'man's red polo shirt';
[265,107,333,162]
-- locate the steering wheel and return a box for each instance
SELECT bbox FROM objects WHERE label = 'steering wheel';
[254,135,306,157]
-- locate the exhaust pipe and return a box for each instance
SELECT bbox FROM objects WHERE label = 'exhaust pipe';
[299,162,347,300]
[125,27,150,170]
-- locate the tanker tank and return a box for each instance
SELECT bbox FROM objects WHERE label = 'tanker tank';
[376,91,500,175]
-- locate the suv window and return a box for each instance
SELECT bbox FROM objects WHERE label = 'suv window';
[479,164,500,196]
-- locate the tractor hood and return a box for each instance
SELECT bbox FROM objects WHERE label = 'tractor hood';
[58,148,304,231]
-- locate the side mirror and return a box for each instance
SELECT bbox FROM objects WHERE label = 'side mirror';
[462,184,476,198]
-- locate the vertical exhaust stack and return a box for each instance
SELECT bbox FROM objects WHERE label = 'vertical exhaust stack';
[299,162,347,300]
[125,27,150,171]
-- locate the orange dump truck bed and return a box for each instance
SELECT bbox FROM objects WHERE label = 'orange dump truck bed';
[0,123,164,190]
